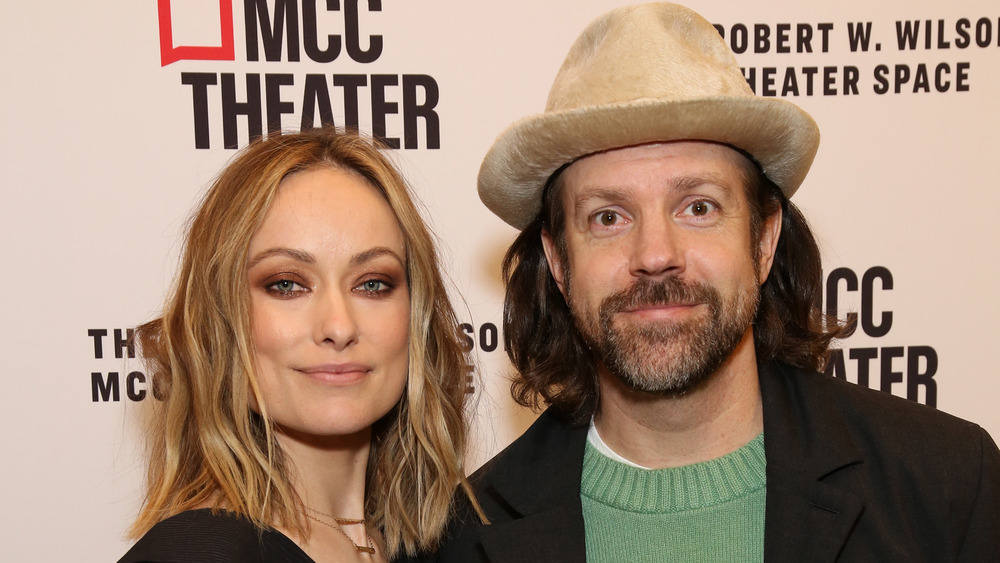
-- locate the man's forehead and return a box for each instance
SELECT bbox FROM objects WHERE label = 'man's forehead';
[559,141,751,202]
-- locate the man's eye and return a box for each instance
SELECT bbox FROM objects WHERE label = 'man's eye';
[594,210,623,226]
[685,201,717,217]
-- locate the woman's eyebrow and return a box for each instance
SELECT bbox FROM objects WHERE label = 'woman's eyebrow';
[247,247,315,269]
[351,246,404,267]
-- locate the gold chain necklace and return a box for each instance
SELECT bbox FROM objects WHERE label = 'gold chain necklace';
[304,509,376,554]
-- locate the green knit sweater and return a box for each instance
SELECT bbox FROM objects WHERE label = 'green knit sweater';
[581,433,766,562]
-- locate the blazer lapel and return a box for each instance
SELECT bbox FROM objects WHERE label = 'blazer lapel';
[760,364,866,562]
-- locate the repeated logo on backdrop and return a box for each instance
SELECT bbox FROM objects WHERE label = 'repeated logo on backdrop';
[157,0,442,150]
[821,266,939,407]
[89,329,147,403]
[158,0,236,66]
[714,17,999,96]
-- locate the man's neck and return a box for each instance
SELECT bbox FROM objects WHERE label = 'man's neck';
[592,331,764,469]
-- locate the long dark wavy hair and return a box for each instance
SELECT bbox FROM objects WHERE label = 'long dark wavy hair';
[502,148,848,422]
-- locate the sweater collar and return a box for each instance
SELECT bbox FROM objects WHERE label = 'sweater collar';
[581,433,766,513]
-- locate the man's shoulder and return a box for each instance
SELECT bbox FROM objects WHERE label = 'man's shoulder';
[764,363,994,466]
[761,364,1000,559]
[118,509,312,563]
[780,365,982,428]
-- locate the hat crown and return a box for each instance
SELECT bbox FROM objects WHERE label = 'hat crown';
[547,3,753,112]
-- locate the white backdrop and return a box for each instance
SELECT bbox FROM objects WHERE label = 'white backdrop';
[1,1,997,560]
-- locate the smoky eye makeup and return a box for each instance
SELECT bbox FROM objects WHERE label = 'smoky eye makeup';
[256,269,312,298]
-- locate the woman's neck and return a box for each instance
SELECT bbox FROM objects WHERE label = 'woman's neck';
[276,426,372,518]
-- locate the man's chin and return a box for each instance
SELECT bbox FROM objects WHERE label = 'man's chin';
[609,363,714,398]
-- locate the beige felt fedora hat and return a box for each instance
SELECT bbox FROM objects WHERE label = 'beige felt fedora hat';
[478,2,820,230]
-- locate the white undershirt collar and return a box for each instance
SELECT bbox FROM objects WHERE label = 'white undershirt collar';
[587,417,653,470]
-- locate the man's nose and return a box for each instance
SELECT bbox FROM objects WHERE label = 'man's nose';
[628,216,685,278]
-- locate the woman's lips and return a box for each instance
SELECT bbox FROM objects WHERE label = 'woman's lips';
[296,363,372,384]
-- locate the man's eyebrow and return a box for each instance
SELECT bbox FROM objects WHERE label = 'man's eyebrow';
[573,187,632,217]
[248,247,315,269]
[672,174,737,195]
[351,246,405,267]
[572,174,738,216]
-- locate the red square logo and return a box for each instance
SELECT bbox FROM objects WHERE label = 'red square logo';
[158,0,235,66]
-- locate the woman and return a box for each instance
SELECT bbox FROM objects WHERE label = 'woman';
[120,128,477,562]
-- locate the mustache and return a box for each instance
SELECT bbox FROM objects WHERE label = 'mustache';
[600,276,717,314]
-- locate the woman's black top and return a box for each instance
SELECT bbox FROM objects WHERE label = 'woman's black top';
[118,508,314,563]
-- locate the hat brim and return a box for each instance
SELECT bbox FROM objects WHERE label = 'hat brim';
[478,96,820,230]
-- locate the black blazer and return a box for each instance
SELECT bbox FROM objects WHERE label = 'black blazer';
[426,363,1000,562]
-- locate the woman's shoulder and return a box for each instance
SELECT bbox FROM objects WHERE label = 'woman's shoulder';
[118,509,314,563]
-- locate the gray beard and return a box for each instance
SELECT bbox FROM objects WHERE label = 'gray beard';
[570,275,759,396]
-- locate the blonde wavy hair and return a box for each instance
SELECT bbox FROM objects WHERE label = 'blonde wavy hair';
[130,128,477,556]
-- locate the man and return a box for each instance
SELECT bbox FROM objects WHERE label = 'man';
[435,3,1000,562]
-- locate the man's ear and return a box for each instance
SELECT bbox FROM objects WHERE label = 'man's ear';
[757,208,782,284]
[541,229,568,298]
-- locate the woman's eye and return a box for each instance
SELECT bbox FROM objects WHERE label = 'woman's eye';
[357,279,391,294]
[266,279,305,295]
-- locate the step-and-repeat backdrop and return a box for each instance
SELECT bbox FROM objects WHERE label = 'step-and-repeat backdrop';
[2,0,997,559]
